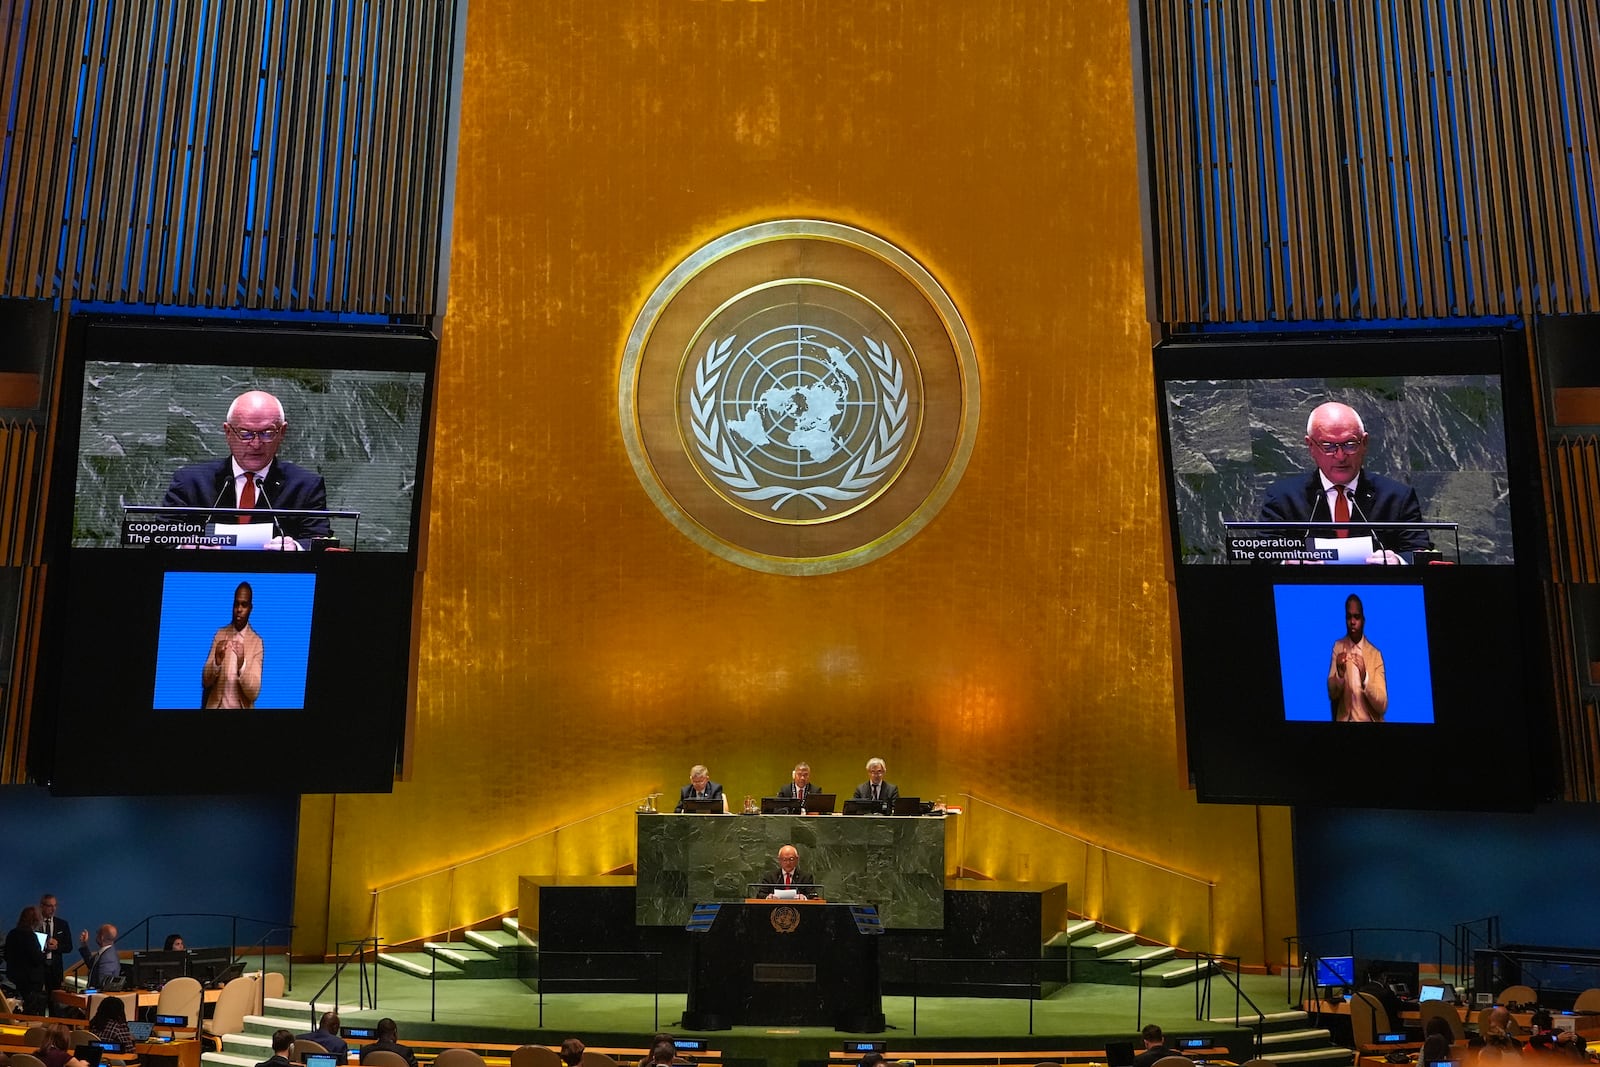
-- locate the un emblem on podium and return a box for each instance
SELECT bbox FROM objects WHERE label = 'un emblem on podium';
[769,905,801,933]
[621,220,979,574]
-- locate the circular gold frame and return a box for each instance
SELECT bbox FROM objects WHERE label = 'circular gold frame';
[619,219,979,575]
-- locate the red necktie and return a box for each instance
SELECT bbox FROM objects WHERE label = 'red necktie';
[1333,485,1349,538]
[237,475,256,522]
[785,871,791,886]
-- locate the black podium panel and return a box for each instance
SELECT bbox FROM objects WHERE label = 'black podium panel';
[683,901,885,1031]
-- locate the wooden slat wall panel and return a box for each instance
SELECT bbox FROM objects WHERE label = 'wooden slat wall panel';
[0,419,41,784]
[0,0,461,314]
[1140,0,1600,322]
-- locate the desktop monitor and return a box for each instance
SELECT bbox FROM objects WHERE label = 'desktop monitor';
[801,792,837,814]
[760,796,802,814]
[1315,955,1356,987]
[132,949,189,987]
[188,947,244,986]
[891,796,924,816]
[677,798,723,814]
[1105,1041,1136,1067]
[843,798,888,815]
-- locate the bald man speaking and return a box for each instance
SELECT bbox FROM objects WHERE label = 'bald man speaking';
[163,389,332,550]
[1260,401,1431,565]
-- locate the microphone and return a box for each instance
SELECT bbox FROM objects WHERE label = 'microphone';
[202,477,233,526]
[252,475,285,544]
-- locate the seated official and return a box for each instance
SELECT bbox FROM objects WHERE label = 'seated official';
[1132,1024,1182,1067]
[365,1019,418,1067]
[777,762,822,799]
[257,1030,295,1067]
[78,923,122,987]
[296,1012,348,1056]
[676,764,728,812]
[756,844,815,898]
[850,757,900,806]
[88,995,135,1047]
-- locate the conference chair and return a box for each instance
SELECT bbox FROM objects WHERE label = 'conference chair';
[580,1053,620,1067]
[1351,991,1392,1048]
[1419,999,1467,1042]
[434,1050,490,1067]
[362,1053,411,1067]
[1498,984,1538,1006]
[1574,988,1600,1012]
[10,1054,47,1067]
[22,1027,48,1046]
[294,1039,331,1063]
[1240,1058,1280,1067]
[1152,1058,1195,1067]
[153,976,203,1029]
[203,975,258,1042]
[69,1030,99,1047]
[511,1046,565,1067]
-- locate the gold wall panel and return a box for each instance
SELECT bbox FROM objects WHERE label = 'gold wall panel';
[295,0,1297,965]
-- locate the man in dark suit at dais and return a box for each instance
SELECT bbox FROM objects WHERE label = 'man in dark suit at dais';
[1259,401,1431,564]
[163,389,332,550]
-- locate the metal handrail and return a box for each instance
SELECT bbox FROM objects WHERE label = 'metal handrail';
[308,937,380,1017]
[1195,953,1265,1054]
[908,955,1076,1036]
[68,912,293,977]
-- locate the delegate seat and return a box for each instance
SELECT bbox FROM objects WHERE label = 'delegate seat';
[1419,999,1467,1042]
[1574,988,1600,1013]
[153,976,203,1029]
[512,1047,565,1067]
[293,1039,330,1063]
[362,1053,411,1067]
[203,975,259,1041]
[1351,991,1392,1048]
[1497,985,1538,1006]
[434,1051,489,1067]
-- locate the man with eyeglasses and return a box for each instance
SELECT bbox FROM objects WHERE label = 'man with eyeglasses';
[163,389,331,549]
[1260,401,1430,564]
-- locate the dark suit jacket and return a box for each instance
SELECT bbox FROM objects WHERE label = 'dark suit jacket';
[851,781,900,803]
[777,781,822,799]
[676,781,724,811]
[1132,1046,1183,1067]
[163,456,332,542]
[42,914,69,987]
[756,868,816,897]
[1259,469,1431,554]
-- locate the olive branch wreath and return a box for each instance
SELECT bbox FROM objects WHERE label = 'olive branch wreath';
[689,333,908,512]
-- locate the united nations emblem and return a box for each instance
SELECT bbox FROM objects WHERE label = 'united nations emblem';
[769,905,801,933]
[621,220,979,574]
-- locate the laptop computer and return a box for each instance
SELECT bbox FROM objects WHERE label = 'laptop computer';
[1104,1041,1135,1067]
[1419,982,1456,1003]
[128,1021,155,1043]
[801,792,837,814]
[305,1053,342,1067]
[73,1048,104,1067]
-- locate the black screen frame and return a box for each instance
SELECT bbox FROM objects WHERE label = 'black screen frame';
[1154,328,1555,809]
[34,315,437,795]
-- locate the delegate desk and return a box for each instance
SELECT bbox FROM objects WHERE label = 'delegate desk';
[683,899,885,1031]
[636,811,953,928]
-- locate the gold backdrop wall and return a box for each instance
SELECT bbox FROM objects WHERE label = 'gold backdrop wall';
[294,0,1298,965]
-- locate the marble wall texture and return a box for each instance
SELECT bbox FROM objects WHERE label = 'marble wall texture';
[73,361,427,551]
[1163,376,1513,565]
[635,813,948,929]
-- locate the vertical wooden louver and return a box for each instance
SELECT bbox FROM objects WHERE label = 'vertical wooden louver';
[0,419,41,782]
[0,0,461,314]
[1137,0,1600,322]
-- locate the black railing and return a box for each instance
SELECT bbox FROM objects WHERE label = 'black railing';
[526,950,661,1031]
[68,911,293,984]
[907,956,1078,1036]
[1286,925,1476,1007]
[308,937,382,1019]
[1195,953,1265,1055]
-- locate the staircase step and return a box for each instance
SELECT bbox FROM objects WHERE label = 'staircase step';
[423,941,511,975]
[1253,1049,1354,1066]
[1259,1029,1334,1051]
[1070,932,1137,958]
[503,916,519,935]
[377,950,467,979]
[203,1054,264,1067]
[1103,945,1177,966]
[464,929,519,954]
[1212,1010,1311,1029]
[1140,958,1216,986]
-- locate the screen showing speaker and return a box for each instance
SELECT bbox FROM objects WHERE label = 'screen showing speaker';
[35,316,435,795]
[1154,330,1549,808]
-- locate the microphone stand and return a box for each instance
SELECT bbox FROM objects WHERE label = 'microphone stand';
[252,476,288,547]
[1347,494,1395,564]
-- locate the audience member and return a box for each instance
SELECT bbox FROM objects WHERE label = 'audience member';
[297,1012,348,1055]
[1483,1006,1525,1060]
[559,1039,585,1067]
[859,1056,887,1067]
[366,1019,417,1067]
[35,1025,88,1067]
[644,1041,677,1067]
[1419,1034,1452,1067]
[5,905,50,1015]
[1423,1017,1455,1044]
[776,763,821,799]
[39,894,70,993]
[88,996,134,1048]
[1132,1024,1181,1067]
[257,1029,295,1067]
[78,924,122,988]
[163,934,186,951]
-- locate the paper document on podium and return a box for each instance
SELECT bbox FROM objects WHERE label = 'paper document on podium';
[1311,534,1374,564]
[209,521,277,548]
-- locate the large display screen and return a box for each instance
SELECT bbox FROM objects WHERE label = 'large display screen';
[35,317,435,795]
[1156,331,1550,808]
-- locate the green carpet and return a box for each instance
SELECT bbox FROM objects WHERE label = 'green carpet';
[269,958,1300,1067]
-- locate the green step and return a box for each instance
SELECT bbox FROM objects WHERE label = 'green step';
[376,950,467,979]
[464,928,519,954]
[1069,931,1137,958]
[1140,957,1216,986]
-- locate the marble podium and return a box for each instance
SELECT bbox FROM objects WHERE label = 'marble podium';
[635,812,951,928]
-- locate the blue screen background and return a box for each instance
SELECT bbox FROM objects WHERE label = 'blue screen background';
[1274,583,1435,724]
[153,571,315,709]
